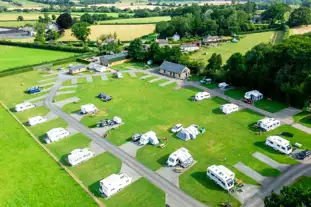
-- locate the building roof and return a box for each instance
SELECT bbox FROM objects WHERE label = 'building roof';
[169,147,192,162]
[69,64,86,72]
[245,90,263,98]
[100,173,131,192]
[160,60,187,74]
[221,103,238,110]
[156,38,168,44]
[257,117,280,127]
[100,51,128,65]
[46,128,68,137]
[204,36,222,41]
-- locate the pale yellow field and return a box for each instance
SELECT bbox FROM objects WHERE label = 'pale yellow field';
[0,12,80,21]
[291,25,311,35]
[58,24,155,41]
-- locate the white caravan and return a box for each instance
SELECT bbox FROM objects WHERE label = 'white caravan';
[257,117,280,131]
[15,102,35,112]
[218,82,230,90]
[207,165,235,190]
[67,148,94,166]
[244,90,263,101]
[113,116,122,124]
[115,72,123,79]
[167,147,194,168]
[139,131,159,146]
[176,125,200,141]
[194,92,211,101]
[220,103,239,114]
[99,173,132,197]
[265,136,292,155]
[80,104,98,114]
[88,63,107,72]
[45,128,70,144]
[28,116,47,126]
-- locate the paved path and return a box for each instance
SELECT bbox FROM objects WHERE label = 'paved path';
[291,123,311,134]
[160,80,175,87]
[60,85,77,89]
[119,142,143,157]
[253,152,290,172]
[232,184,261,204]
[54,97,80,108]
[234,162,271,185]
[44,111,58,121]
[66,125,79,135]
[71,112,84,121]
[86,76,93,82]
[140,74,152,80]
[39,82,55,87]
[128,71,136,77]
[120,163,142,183]
[41,87,52,93]
[56,90,76,96]
[42,73,58,77]
[38,77,57,83]
[149,77,163,83]
[101,74,108,80]
[89,141,106,155]
[44,81,208,207]
[25,94,48,103]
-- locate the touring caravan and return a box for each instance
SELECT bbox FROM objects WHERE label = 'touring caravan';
[67,148,94,166]
[167,147,194,168]
[244,90,263,101]
[194,92,211,101]
[28,116,47,126]
[139,131,159,146]
[176,125,200,141]
[15,102,35,112]
[207,165,235,190]
[220,103,239,114]
[45,128,70,144]
[99,173,132,197]
[80,104,98,114]
[265,136,292,155]
[257,117,280,131]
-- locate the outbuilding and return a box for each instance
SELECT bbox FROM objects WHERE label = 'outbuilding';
[176,125,200,141]
[220,103,239,114]
[15,102,35,112]
[207,165,235,190]
[159,60,190,80]
[99,52,128,66]
[257,117,280,131]
[265,136,292,155]
[67,148,94,166]
[139,131,159,146]
[45,128,70,144]
[99,173,132,197]
[28,116,47,126]
[69,64,87,75]
[80,104,98,114]
[244,90,263,101]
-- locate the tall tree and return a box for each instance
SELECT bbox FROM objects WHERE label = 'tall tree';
[56,12,73,29]
[71,22,90,42]
[80,13,94,24]
[261,3,290,24]
[17,16,23,21]
[206,53,222,76]
[288,7,311,27]
[128,38,145,60]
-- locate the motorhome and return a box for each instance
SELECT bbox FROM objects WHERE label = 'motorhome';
[194,92,211,101]
[218,82,230,90]
[67,148,94,166]
[45,128,70,144]
[167,147,194,168]
[244,90,263,101]
[99,173,132,197]
[139,131,159,146]
[220,103,239,114]
[80,104,98,114]
[176,125,200,141]
[265,136,292,155]
[257,117,280,131]
[207,165,235,190]
[15,102,35,112]
[28,116,47,126]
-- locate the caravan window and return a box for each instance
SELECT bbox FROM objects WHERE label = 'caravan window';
[169,158,175,163]
[281,147,285,150]
[277,144,280,147]
[287,145,292,150]
[268,140,273,144]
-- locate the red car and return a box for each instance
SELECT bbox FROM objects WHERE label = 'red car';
[243,98,252,104]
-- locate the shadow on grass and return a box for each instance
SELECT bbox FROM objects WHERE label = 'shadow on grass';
[157,153,170,166]
[210,97,228,105]
[9,107,16,112]
[248,122,262,133]
[89,181,102,198]
[191,171,223,192]
[212,108,223,115]
[125,136,132,142]
[260,168,280,177]
[38,134,47,144]
[60,154,70,166]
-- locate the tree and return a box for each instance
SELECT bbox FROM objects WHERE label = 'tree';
[302,0,311,8]
[288,7,311,27]
[34,33,45,43]
[56,13,73,29]
[261,3,290,24]
[128,38,145,60]
[17,16,23,21]
[224,52,246,86]
[80,13,94,24]
[52,14,56,20]
[34,22,46,35]
[46,30,60,41]
[71,22,90,42]
[206,53,222,76]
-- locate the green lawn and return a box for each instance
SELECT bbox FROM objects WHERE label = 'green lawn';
[110,61,159,70]
[0,45,77,71]
[15,106,50,124]
[0,106,98,207]
[0,20,37,27]
[189,31,277,64]
[59,75,311,207]
[293,176,311,189]
[224,88,247,100]
[98,16,170,24]
[254,99,288,113]
[293,111,311,128]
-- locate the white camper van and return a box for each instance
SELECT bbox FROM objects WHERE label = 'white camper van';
[139,131,159,146]
[207,165,235,190]
[265,136,292,155]
[220,103,239,114]
[99,173,132,197]
[67,148,94,166]
[80,104,98,114]
[244,90,263,101]
[194,92,211,101]
[257,117,280,131]
[15,102,35,112]
[167,147,194,168]
[28,116,47,126]
[45,128,70,144]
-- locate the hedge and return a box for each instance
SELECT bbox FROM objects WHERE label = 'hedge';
[283,25,290,40]
[99,22,167,25]
[239,28,279,35]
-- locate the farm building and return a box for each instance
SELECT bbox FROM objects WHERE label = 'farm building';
[80,104,98,114]
[257,117,280,131]
[99,52,129,66]
[207,165,235,190]
[99,173,132,197]
[244,90,263,101]
[167,147,194,168]
[45,128,70,144]
[172,33,180,41]
[203,36,223,43]
[156,38,168,45]
[139,131,159,146]
[28,116,47,126]
[176,125,200,141]
[87,63,107,72]
[69,64,87,75]
[67,148,94,166]
[15,102,35,112]
[265,136,292,155]
[180,43,200,52]
[220,103,239,114]
[159,60,191,80]
[194,92,211,101]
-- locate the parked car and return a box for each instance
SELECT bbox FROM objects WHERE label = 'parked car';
[296,149,311,160]
[243,98,252,104]
[200,78,212,84]
[171,124,183,133]
[98,93,113,102]
[132,133,142,142]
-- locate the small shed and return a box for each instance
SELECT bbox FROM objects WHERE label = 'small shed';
[159,61,190,80]
[69,64,87,75]
[99,52,128,66]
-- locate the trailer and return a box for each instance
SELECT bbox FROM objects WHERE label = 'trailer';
[28,116,47,126]
[45,128,70,144]
[244,90,263,101]
[114,72,123,79]
[167,147,194,168]
[207,165,235,190]
[99,173,132,197]
[220,103,239,114]
[265,136,292,155]
[26,86,41,94]
[194,92,211,101]
[15,102,35,112]
[257,117,280,131]
[80,104,98,114]
[139,131,159,146]
[67,148,94,166]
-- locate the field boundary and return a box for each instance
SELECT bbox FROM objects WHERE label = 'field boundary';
[1,102,104,207]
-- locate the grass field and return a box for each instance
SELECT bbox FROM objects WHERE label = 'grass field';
[0,45,77,71]
[293,176,311,189]
[110,61,158,70]
[254,99,288,113]
[293,111,311,128]
[0,106,98,207]
[58,24,155,41]
[189,31,279,64]
[0,20,36,27]
[224,88,247,100]
[98,16,171,24]
[0,0,47,8]
[59,75,311,206]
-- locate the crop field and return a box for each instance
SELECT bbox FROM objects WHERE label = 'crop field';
[291,25,311,35]
[0,106,98,207]
[98,16,171,24]
[60,74,311,207]
[0,20,36,27]
[58,24,155,41]
[0,45,77,71]
[0,0,47,9]
[189,31,280,64]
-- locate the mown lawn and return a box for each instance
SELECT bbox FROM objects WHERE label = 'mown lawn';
[98,16,171,24]
[110,61,159,70]
[0,20,37,27]
[14,105,50,124]
[0,45,77,71]
[59,75,311,207]
[254,99,288,113]
[294,111,311,128]
[224,88,247,100]
[293,176,311,189]
[0,106,98,207]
